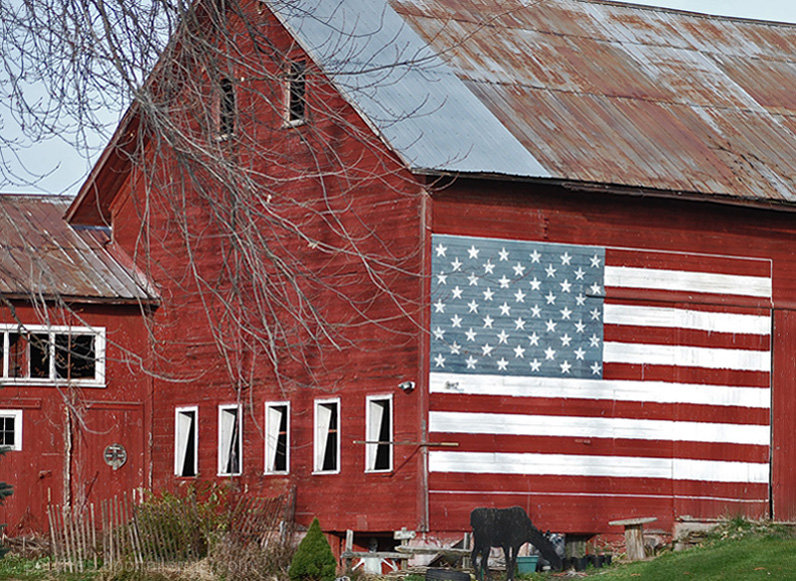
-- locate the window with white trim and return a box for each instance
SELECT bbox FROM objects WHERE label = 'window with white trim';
[175,406,198,477]
[286,60,306,124]
[1,325,105,386]
[265,401,289,474]
[313,398,339,473]
[218,404,242,476]
[365,395,392,472]
[0,410,22,451]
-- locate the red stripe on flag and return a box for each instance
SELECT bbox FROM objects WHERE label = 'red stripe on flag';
[603,325,771,350]
[603,363,770,387]
[606,248,771,278]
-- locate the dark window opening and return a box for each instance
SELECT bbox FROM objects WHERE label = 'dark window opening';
[287,60,306,123]
[226,413,240,474]
[55,334,95,380]
[219,77,235,136]
[176,409,197,477]
[29,333,50,379]
[374,403,391,470]
[275,406,288,472]
[8,333,27,378]
[321,403,338,471]
[0,416,15,448]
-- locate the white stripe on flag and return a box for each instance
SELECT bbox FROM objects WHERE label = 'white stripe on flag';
[603,342,770,372]
[428,451,769,483]
[604,266,772,297]
[603,304,771,335]
[429,372,770,409]
[429,411,769,445]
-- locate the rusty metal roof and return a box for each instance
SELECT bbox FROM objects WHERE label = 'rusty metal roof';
[272,0,796,205]
[0,195,157,302]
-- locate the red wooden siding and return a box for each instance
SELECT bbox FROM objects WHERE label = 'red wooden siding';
[772,309,796,521]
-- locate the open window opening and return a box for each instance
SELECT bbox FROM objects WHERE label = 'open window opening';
[219,77,235,136]
[218,404,242,476]
[0,410,22,451]
[313,399,339,473]
[175,406,198,477]
[265,402,289,474]
[366,395,392,472]
[286,60,306,124]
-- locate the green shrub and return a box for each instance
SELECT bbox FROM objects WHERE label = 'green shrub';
[0,448,12,560]
[288,518,336,581]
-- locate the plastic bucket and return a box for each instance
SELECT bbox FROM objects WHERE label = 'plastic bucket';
[516,555,539,574]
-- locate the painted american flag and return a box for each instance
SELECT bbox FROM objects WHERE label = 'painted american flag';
[427,234,772,517]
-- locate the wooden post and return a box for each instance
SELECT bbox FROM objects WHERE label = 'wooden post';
[609,517,657,561]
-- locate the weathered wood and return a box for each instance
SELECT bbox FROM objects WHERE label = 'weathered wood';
[610,517,657,561]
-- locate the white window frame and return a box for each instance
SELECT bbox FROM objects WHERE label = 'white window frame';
[0,324,106,387]
[365,394,393,473]
[0,410,22,451]
[217,404,243,476]
[264,401,290,475]
[174,406,199,477]
[313,398,340,474]
[284,59,307,126]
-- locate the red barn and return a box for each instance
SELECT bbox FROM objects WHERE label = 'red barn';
[4,0,796,555]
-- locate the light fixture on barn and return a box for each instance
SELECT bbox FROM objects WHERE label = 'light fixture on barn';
[397,380,415,393]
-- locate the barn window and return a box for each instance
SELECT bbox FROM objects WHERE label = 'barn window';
[265,401,289,474]
[0,326,105,386]
[286,60,306,124]
[175,406,198,477]
[219,77,236,137]
[313,398,339,473]
[365,395,392,472]
[218,404,242,476]
[0,410,22,451]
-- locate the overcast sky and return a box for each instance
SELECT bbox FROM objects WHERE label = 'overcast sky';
[1,0,794,196]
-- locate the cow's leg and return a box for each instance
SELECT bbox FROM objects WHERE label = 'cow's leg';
[503,545,514,581]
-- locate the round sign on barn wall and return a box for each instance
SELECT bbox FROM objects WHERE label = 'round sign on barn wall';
[103,443,127,470]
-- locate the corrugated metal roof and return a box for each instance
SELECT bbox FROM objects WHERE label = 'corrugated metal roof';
[0,195,157,301]
[269,0,796,204]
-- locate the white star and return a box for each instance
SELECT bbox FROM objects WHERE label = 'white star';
[529,249,541,263]
[575,293,586,306]
[498,248,510,261]
[450,314,462,328]
[560,360,572,374]
[514,289,526,303]
[467,245,480,259]
[528,332,540,346]
[544,346,556,360]
[560,252,572,265]
[435,243,447,257]
[513,263,526,277]
[560,333,572,347]
[498,302,511,316]
[589,282,602,295]
[574,319,586,333]
[545,264,557,278]
[437,273,448,285]
[482,343,494,356]
[468,273,479,286]
[434,299,446,313]
[450,342,462,355]
[451,286,463,299]
[433,327,445,340]
[451,257,462,271]
[465,328,478,342]
[590,308,601,320]
[514,344,526,358]
[530,304,542,318]
[545,319,558,332]
[589,334,600,347]
[560,307,572,320]
[545,291,557,305]
[483,288,495,301]
[483,315,494,328]
[498,275,511,288]
[574,267,585,280]
[529,277,542,291]
[496,358,509,370]
[530,358,542,372]
[574,347,586,360]
[590,254,601,268]
[560,279,572,293]
[514,317,526,330]
[483,260,495,274]
[591,361,602,375]
[468,300,479,313]
[466,356,478,369]
[434,354,446,368]
[496,330,510,344]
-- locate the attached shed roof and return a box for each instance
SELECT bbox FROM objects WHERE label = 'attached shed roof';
[270,0,796,205]
[0,195,157,302]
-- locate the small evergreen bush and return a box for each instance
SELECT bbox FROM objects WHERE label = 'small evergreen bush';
[288,518,337,581]
[0,448,12,559]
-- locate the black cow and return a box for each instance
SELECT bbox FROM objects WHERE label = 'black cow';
[470,506,562,580]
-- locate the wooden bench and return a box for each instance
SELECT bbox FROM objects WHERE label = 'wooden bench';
[609,517,657,561]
